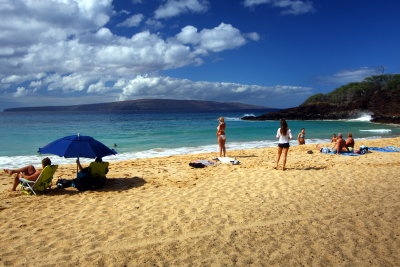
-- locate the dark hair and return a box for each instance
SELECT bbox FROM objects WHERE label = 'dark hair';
[348,132,352,137]
[280,119,288,136]
[95,157,103,162]
[42,157,51,167]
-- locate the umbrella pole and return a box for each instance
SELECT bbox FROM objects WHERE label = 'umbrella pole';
[76,156,79,176]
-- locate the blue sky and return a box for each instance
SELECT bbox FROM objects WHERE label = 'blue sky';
[0,0,399,110]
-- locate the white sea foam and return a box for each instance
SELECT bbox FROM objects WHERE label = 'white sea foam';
[224,117,241,121]
[347,113,372,122]
[360,129,392,133]
[0,135,391,170]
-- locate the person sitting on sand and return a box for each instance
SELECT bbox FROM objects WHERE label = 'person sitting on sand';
[3,157,51,191]
[297,128,306,145]
[57,157,109,191]
[331,133,337,143]
[346,133,355,152]
[332,133,349,154]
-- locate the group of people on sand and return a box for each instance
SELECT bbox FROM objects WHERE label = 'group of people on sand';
[4,118,357,191]
[4,157,109,192]
[216,118,359,171]
[217,118,304,171]
[328,132,355,153]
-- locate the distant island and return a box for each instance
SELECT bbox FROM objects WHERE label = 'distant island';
[3,98,277,114]
[242,74,400,124]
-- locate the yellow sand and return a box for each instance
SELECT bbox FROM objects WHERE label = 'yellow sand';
[1,137,400,266]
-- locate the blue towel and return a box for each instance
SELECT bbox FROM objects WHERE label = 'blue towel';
[320,151,361,156]
[385,146,400,151]
[369,147,400,152]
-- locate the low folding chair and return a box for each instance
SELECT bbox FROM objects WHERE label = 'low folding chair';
[19,165,58,195]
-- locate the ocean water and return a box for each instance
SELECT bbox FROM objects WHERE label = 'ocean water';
[0,111,399,169]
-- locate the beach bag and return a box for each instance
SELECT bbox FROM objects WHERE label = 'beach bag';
[320,147,330,153]
[189,162,206,168]
[359,146,368,154]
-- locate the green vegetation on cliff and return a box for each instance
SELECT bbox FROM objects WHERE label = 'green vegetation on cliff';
[242,74,400,123]
[302,74,400,106]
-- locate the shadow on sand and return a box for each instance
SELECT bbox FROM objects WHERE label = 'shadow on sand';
[47,176,146,196]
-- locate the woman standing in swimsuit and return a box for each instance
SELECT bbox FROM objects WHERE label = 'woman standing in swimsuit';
[297,128,306,145]
[275,119,292,170]
[216,117,226,157]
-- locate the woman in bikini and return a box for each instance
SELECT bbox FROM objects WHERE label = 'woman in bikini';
[346,132,355,152]
[297,128,306,145]
[216,117,226,157]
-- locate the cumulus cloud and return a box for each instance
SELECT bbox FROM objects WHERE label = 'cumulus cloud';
[115,75,312,105]
[177,23,256,53]
[154,0,209,19]
[13,87,28,97]
[243,0,315,15]
[0,0,271,107]
[1,19,256,92]
[117,14,144,27]
[317,67,383,85]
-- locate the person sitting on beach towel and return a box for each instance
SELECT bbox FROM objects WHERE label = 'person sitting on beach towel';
[346,133,355,152]
[332,133,349,154]
[331,133,337,143]
[3,157,52,191]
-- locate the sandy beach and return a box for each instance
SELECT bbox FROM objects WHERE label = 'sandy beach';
[1,137,400,266]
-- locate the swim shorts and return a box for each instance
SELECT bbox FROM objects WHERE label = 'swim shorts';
[278,143,290,148]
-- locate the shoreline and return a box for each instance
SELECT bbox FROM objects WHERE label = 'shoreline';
[1,137,400,266]
[0,134,398,169]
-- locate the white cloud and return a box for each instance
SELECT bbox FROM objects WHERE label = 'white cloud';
[318,67,383,85]
[177,23,252,53]
[154,0,209,19]
[14,87,28,97]
[1,20,256,90]
[243,0,315,15]
[0,0,266,107]
[116,75,312,104]
[117,14,144,27]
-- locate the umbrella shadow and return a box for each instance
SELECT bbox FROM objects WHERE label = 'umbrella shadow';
[47,176,146,195]
[98,176,146,192]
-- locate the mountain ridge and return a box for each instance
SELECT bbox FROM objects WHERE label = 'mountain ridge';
[3,98,276,113]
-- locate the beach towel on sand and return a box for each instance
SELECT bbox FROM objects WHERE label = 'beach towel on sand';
[320,150,361,156]
[384,146,400,151]
[193,160,218,166]
[369,147,400,152]
[216,157,240,164]
[189,160,218,168]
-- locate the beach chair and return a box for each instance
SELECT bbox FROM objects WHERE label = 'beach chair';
[19,165,58,195]
[89,162,109,178]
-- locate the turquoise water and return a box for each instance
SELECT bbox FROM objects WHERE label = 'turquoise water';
[0,111,399,168]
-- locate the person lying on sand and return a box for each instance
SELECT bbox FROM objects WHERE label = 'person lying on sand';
[3,157,51,191]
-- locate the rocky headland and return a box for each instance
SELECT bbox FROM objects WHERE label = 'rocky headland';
[242,74,400,124]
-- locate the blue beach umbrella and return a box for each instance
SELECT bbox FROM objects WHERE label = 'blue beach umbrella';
[38,134,117,173]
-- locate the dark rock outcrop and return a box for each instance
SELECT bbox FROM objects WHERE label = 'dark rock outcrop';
[243,74,400,124]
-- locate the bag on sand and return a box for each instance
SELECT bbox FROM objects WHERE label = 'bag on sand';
[189,162,206,168]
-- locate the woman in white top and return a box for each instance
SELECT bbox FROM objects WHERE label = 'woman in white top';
[275,119,292,170]
[216,117,226,157]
